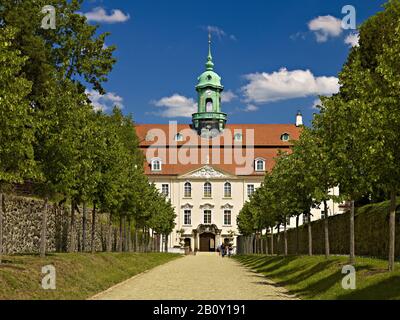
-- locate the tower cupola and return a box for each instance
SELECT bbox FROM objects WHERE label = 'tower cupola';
[192,34,227,136]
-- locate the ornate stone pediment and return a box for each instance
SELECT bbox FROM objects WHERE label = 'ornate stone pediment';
[221,203,234,209]
[181,203,193,209]
[181,166,232,180]
[200,203,214,210]
[194,224,221,235]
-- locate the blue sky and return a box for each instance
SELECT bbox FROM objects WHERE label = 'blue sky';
[82,0,385,126]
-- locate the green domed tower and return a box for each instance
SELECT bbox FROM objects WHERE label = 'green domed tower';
[192,35,227,135]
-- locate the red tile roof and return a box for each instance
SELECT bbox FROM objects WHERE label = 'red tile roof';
[136,124,301,177]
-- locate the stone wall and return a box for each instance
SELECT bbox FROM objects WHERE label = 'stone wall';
[1,195,118,254]
[237,202,400,258]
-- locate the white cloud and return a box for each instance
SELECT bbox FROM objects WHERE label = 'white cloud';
[344,32,359,47]
[86,89,124,111]
[221,90,237,103]
[308,15,342,42]
[84,7,130,23]
[312,98,322,110]
[152,94,197,118]
[204,25,236,41]
[242,68,339,104]
[244,104,259,112]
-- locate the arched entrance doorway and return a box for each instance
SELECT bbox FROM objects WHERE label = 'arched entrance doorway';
[199,233,215,252]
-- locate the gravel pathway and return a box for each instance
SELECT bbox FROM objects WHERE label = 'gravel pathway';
[91,253,298,300]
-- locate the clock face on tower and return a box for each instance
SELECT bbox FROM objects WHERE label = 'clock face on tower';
[206,90,212,96]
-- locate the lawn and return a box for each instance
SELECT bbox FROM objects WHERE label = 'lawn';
[234,255,400,300]
[0,252,180,300]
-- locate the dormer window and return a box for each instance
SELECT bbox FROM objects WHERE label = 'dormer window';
[175,133,184,142]
[281,133,290,142]
[151,158,162,172]
[145,133,155,141]
[234,133,242,142]
[255,158,266,172]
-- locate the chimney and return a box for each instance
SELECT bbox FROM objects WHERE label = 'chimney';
[296,111,303,127]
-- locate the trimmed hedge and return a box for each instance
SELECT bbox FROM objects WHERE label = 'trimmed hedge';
[237,199,400,258]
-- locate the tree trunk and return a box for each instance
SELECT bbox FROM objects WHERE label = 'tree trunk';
[164,234,168,252]
[284,222,288,256]
[324,200,330,258]
[82,201,87,252]
[388,191,396,272]
[277,224,281,256]
[0,193,4,264]
[270,228,274,255]
[127,219,131,252]
[134,228,138,252]
[119,215,123,252]
[107,212,113,252]
[91,202,96,254]
[69,200,76,253]
[349,199,355,265]
[296,215,300,255]
[40,198,48,258]
[308,212,313,256]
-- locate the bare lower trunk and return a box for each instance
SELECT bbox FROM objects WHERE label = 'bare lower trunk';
[277,225,281,255]
[324,200,330,259]
[296,215,299,255]
[69,200,76,253]
[164,234,168,252]
[284,222,288,256]
[82,201,87,252]
[349,199,355,265]
[119,215,123,252]
[40,198,48,258]
[134,228,138,252]
[270,228,274,255]
[107,212,113,252]
[308,213,313,256]
[127,219,131,252]
[91,202,96,254]
[0,193,4,264]
[389,191,396,272]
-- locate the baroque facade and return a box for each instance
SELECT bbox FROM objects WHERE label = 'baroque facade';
[136,37,343,252]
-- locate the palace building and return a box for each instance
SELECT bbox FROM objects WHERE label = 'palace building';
[136,38,342,253]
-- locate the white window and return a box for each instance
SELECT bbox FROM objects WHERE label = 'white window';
[184,210,191,225]
[247,184,255,197]
[184,182,192,198]
[255,159,265,172]
[175,133,184,142]
[161,184,169,197]
[224,182,232,198]
[206,98,213,112]
[151,158,162,172]
[204,182,212,198]
[204,210,212,224]
[281,133,290,141]
[224,210,232,226]
[321,210,328,219]
[303,213,310,224]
